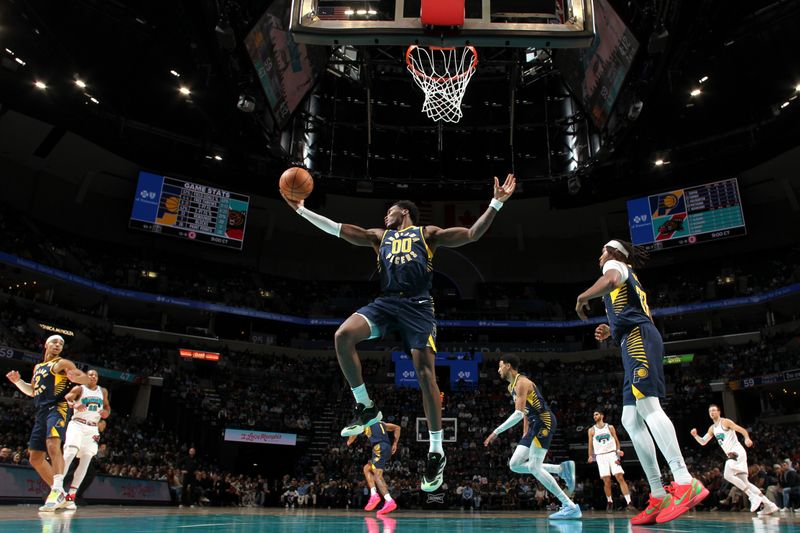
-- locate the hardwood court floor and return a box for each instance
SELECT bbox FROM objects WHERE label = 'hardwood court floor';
[0,506,795,532]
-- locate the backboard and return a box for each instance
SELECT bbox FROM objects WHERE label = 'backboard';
[290,0,594,48]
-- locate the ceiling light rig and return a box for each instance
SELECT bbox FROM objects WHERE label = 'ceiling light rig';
[690,88,702,97]
[179,86,191,96]
[74,79,86,88]
[170,70,181,77]
[34,81,47,90]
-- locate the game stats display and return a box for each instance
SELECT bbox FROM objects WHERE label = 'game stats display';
[627,178,746,251]
[130,171,250,250]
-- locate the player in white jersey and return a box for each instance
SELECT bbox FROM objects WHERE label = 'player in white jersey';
[587,410,633,511]
[62,370,110,509]
[690,404,778,515]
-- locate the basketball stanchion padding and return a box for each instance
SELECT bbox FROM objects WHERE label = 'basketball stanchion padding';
[421,0,465,26]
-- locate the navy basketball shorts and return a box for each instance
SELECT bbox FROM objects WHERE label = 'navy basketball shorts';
[369,442,391,471]
[620,322,666,406]
[356,296,437,353]
[28,404,67,451]
[519,411,556,450]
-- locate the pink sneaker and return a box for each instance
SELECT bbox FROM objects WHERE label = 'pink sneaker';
[377,498,397,515]
[364,493,382,511]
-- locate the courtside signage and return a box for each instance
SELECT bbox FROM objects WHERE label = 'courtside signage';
[224,429,297,446]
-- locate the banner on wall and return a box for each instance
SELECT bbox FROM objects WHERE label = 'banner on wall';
[224,429,297,446]
[392,352,481,389]
[0,465,170,503]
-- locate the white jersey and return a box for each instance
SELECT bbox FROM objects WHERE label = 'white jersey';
[72,385,104,424]
[592,424,616,455]
[712,419,745,456]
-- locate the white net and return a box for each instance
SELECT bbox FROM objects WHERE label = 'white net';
[406,45,478,123]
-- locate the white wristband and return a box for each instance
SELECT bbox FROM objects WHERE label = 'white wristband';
[489,198,504,211]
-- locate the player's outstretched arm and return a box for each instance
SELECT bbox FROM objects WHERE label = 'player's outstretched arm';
[576,270,622,320]
[55,359,91,385]
[5,370,34,397]
[65,385,85,411]
[385,422,401,454]
[281,194,382,248]
[426,174,516,249]
[484,376,528,446]
[723,418,753,447]
[690,426,713,446]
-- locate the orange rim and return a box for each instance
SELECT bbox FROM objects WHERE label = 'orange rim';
[405,45,478,83]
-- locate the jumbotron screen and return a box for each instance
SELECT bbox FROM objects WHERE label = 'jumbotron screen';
[627,178,746,251]
[130,171,249,250]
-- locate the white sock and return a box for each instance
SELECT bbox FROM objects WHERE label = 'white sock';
[52,474,64,493]
[624,494,631,504]
[384,493,393,501]
[636,397,692,485]
[622,405,667,498]
[370,487,377,496]
[351,384,373,407]
[607,496,613,503]
[429,430,444,455]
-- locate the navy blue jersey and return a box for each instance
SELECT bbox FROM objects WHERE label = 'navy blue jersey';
[31,357,70,409]
[365,422,391,445]
[377,226,433,296]
[509,374,551,420]
[601,261,653,342]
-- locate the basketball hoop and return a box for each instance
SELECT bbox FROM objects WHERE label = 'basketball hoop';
[405,45,478,123]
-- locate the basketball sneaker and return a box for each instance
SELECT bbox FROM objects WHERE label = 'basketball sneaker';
[630,494,670,525]
[377,498,397,515]
[364,493,382,511]
[559,460,576,496]
[64,493,77,511]
[758,500,780,516]
[548,503,582,520]
[655,479,709,523]
[39,490,67,512]
[341,403,382,437]
[420,452,446,492]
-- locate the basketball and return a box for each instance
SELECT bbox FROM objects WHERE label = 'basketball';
[279,167,314,202]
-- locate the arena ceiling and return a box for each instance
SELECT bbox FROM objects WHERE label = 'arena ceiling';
[0,0,798,203]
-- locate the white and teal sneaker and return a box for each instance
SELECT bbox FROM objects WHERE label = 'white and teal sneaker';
[549,503,582,520]
[38,490,66,512]
[560,460,576,496]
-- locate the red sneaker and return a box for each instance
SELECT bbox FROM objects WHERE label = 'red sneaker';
[377,498,397,515]
[364,493,382,511]
[630,494,670,525]
[656,479,709,523]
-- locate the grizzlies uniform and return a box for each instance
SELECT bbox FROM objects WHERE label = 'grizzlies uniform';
[64,385,104,457]
[357,226,437,354]
[29,358,70,451]
[365,422,392,470]
[511,374,556,450]
[602,260,665,406]
[592,424,624,477]
[713,420,748,475]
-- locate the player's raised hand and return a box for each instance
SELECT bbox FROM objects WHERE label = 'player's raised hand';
[594,324,611,341]
[744,437,753,448]
[5,370,20,383]
[690,428,698,437]
[493,174,516,202]
[279,190,304,211]
[587,455,594,463]
[391,443,398,455]
[483,432,498,447]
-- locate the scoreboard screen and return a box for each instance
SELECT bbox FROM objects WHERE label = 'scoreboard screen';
[627,178,746,251]
[130,171,249,250]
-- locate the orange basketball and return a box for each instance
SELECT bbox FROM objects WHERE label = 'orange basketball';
[279,167,314,201]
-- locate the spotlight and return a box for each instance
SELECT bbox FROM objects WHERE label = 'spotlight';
[654,159,664,166]
[796,84,800,92]
[356,9,367,15]
[344,9,355,15]
[214,155,223,161]
[89,97,99,104]
[699,76,709,83]
[179,86,191,96]
[14,57,26,66]
[237,94,256,113]
[780,101,790,109]
[690,88,702,97]
[170,69,180,77]
[34,81,47,90]
[75,79,86,88]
